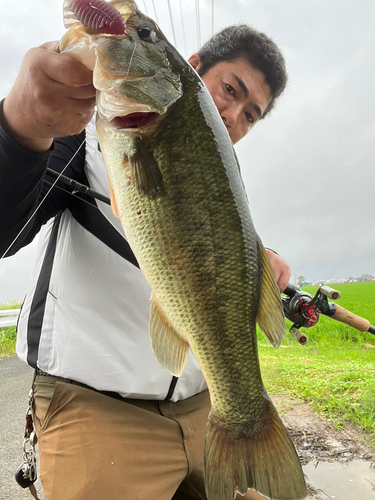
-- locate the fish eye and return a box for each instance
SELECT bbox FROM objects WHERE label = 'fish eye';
[138,26,152,39]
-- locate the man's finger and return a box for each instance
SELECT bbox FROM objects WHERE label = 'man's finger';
[33,44,94,88]
[265,249,291,293]
[45,53,94,87]
[277,272,291,294]
[40,41,60,52]
[53,82,97,100]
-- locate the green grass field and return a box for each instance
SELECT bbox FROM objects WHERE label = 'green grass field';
[0,302,21,357]
[300,282,375,346]
[258,281,375,441]
[1,282,374,440]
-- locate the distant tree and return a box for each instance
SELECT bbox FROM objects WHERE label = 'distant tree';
[296,276,308,287]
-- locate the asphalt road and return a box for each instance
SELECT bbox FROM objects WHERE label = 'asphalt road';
[0,356,45,500]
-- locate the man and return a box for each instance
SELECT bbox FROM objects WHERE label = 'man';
[0,21,290,500]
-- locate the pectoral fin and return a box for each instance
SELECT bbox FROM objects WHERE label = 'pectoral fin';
[149,292,189,376]
[107,177,120,218]
[129,136,165,199]
[256,242,286,347]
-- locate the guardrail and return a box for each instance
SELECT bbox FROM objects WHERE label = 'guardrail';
[0,309,21,328]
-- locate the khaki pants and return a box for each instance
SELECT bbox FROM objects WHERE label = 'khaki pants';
[32,374,265,500]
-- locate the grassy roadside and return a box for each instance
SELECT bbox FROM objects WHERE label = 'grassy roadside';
[0,302,21,357]
[259,281,375,441]
[259,342,375,439]
[1,283,374,440]
[0,326,17,357]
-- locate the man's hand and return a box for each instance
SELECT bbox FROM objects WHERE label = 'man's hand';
[265,249,291,293]
[1,42,96,152]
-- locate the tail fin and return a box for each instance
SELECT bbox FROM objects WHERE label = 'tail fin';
[204,397,307,500]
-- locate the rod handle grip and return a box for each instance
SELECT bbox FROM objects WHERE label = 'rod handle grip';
[331,304,370,332]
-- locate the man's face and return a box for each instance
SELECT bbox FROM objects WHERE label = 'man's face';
[188,55,272,145]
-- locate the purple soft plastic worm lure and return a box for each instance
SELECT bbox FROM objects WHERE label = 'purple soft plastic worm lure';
[69,0,126,35]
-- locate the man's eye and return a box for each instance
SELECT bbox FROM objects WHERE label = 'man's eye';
[226,84,235,95]
[138,26,152,39]
[245,112,254,124]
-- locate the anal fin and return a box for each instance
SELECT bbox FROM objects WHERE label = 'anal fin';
[149,292,189,376]
[256,241,286,347]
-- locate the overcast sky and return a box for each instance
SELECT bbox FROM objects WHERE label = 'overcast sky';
[1,0,374,302]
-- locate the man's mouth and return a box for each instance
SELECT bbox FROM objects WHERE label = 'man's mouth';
[114,112,159,129]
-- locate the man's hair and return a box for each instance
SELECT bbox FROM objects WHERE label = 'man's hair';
[197,25,287,118]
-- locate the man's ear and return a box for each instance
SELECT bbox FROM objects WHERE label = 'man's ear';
[188,53,201,72]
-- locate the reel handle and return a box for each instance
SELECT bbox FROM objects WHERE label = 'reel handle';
[290,327,308,345]
[319,286,341,300]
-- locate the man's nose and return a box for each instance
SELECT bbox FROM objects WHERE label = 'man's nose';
[221,104,241,128]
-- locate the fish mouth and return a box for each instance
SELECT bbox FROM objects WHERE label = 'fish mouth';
[114,112,159,129]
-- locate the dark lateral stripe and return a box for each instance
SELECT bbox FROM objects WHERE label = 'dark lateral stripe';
[27,213,62,368]
[68,172,139,268]
[164,376,179,400]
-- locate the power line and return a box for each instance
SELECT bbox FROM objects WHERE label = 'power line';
[151,0,159,24]
[166,0,177,47]
[195,0,201,49]
[179,0,187,58]
[142,0,149,16]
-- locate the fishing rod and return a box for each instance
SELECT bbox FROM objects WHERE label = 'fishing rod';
[46,168,111,205]
[40,173,375,349]
[282,283,375,344]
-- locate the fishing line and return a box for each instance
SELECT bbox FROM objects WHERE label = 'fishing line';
[3,36,137,263]
[1,1,201,266]
[125,40,137,81]
[179,0,187,59]
[0,138,86,261]
[166,0,177,48]
[212,0,214,37]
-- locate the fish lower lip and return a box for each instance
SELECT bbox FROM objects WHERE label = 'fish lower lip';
[114,112,159,129]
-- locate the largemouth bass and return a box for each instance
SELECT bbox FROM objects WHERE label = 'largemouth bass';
[60,1,307,499]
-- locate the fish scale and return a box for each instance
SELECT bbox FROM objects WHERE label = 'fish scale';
[60,1,307,498]
[103,83,260,413]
